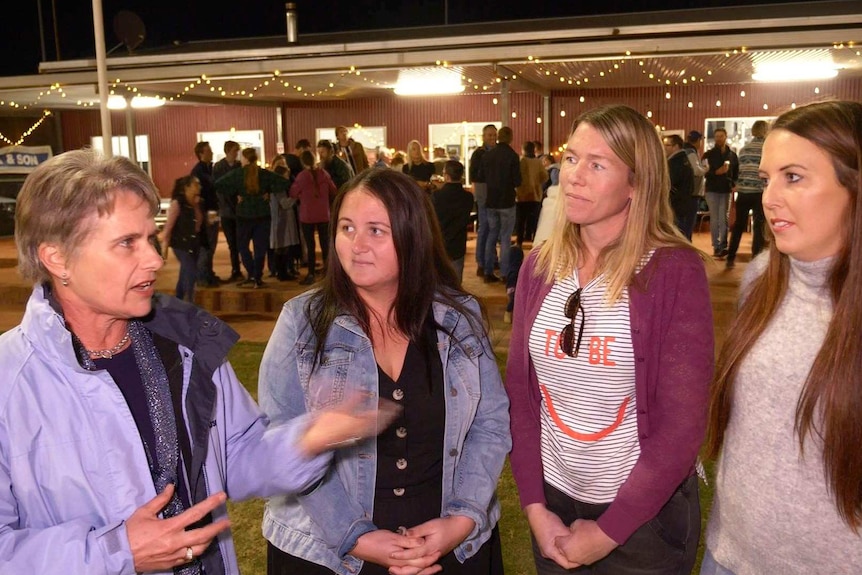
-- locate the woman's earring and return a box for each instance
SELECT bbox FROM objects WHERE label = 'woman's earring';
[61,273,69,287]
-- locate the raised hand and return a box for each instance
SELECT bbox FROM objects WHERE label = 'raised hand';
[126,484,231,572]
[299,395,401,455]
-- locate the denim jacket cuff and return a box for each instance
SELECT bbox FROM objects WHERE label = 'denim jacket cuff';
[442,499,484,538]
[336,517,377,559]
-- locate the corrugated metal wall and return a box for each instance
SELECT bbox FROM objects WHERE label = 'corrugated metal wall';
[60,105,280,195]
[549,78,862,152]
[280,93,547,152]
[54,76,862,194]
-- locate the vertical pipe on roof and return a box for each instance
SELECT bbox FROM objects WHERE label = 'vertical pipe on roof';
[286,3,298,44]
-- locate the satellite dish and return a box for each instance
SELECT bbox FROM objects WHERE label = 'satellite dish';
[113,11,146,53]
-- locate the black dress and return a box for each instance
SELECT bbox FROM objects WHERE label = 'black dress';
[402,161,435,184]
[267,321,503,575]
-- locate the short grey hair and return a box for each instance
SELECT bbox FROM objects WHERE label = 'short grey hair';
[15,148,160,283]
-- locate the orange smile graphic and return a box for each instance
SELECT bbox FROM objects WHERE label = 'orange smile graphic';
[539,384,629,441]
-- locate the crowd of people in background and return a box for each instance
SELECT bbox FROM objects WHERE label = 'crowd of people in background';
[156,115,777,311]
[161,125,568,299]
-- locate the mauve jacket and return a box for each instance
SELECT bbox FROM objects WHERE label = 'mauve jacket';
[0,286,330,574]
[290,168,337,224]
[506,246,714,544]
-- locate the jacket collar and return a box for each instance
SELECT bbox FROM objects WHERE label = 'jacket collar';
[142,294,238,376]
[21,285,237,376]
[329,294,468,342]
[21,284,88,372]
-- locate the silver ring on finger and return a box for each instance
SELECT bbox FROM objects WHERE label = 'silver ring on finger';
[185,546,194,562]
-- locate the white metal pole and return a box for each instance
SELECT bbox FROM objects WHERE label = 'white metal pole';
[92,0,112,157]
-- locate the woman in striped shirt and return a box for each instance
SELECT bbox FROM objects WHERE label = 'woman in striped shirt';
[507,104,714,574]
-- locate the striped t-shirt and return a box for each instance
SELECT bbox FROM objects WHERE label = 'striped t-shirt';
[529,268,641,504]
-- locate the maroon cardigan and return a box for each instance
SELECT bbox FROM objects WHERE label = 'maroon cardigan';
[506,246,714,544]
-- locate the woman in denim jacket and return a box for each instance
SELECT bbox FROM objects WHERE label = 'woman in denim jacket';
[259,168,512,575]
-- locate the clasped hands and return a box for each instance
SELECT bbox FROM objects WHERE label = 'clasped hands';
[351,515,475,575]
[526,503,618,570]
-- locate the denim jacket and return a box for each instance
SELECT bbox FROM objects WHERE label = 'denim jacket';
[259,289,512,575]
[0,286,330,574]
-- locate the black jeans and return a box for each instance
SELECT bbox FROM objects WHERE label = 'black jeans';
[301,222,329,274]
[221,217,241,275]
[532,475,700,575]
[727,192,765,262]
[196,218,220,282]
[674,196,700,241]
[515,201,541,245]
[237,216,270,282]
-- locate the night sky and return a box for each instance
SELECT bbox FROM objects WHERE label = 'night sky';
[0,0,841,77]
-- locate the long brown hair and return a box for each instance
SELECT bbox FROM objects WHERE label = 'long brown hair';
[300,150,320,193]
[241,148,260,194]
[705,100,862,530]
[305,168,486,367]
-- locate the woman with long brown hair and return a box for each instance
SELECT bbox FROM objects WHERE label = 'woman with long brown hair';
[215,147,289,288]
[160,175,203,301]
[290,149,338,285]
[260,168,510,575]
[702,100,862,574]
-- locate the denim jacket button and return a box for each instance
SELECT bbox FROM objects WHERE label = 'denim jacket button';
[465,543,473,552]
[393,488,405,496]
[450,387,458,397]
[449,448,458,457]
[396,458,407,470]
[396,426,407,438]
[392,389,404,401]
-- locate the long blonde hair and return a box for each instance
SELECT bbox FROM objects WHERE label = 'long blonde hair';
[534,104,698,302]
[406,140,427,165]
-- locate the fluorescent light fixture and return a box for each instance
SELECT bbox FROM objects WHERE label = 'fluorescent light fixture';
[107,95,166,109]
[393,68,464,96]
[752,62,840,82]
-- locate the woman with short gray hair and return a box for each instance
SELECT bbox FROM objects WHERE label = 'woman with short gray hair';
[0,148,392,573]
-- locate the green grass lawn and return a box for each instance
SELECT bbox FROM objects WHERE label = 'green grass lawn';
[226,341,714,574]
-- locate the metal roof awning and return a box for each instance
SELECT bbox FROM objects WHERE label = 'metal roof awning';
[0,0,860,111]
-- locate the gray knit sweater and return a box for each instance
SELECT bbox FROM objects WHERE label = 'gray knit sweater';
[706,252,862,574]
